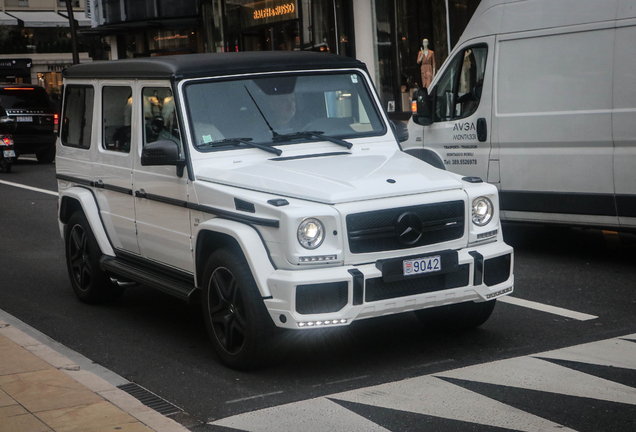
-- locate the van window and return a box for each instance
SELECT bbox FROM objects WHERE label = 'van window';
[435,45,487,122]
[61,85,94,149]
[102,86,132,153]
[142,87,181,147]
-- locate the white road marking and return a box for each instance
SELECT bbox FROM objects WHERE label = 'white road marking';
[330,375,575,432]
[225,391,284,404]
[535,337,636,370]
[0,179,58,197]
[19,156,38,162]
[313,375,369,387]
[437,356,636,405]
[214,397,391,432]
[210,334,636,431]
[498,296,598,321]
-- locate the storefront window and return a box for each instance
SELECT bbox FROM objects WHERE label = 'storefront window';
[374,0,481,115]
[148,29,198,55]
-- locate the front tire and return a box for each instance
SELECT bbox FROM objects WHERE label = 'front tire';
[202,247,277,370]
[65,212,123,303]
[414,300,496,332]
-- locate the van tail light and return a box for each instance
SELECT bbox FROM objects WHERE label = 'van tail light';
[1,136,12,146]
[54,114,59,133]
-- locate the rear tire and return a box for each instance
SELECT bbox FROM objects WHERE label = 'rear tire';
[0,159,11,173]
[65,211,124,303]
[414,300,496,332]
[36,145,56,163]
[202,246,278,370]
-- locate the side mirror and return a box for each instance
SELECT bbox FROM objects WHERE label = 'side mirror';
[390,120,409,143]
[0,116,17,133]
[412,87,433,126]
[141,140,186,177]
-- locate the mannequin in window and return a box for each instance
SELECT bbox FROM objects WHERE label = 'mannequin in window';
[417,39,436,89]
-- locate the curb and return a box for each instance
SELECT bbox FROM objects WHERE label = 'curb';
[0,317,190,432]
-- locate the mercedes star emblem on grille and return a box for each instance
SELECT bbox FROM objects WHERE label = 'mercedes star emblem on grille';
[396,212,423,245]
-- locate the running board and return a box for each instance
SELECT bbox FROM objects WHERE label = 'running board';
[100,256,200,304]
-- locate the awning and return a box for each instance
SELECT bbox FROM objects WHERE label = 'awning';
[0,12,18,26]
[58,11,92,27]
[6,11,72,28]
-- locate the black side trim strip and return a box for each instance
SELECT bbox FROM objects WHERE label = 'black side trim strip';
[616,195,636,218]
[500,191,617,217]
[468,251,483,286]
[270,152,351,161]
[137,191,188,207]
[188,203,280,228]
[103,184,133,195]
[56,174,94,187]
[348,269,364,306]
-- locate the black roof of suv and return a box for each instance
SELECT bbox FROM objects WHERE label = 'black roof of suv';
[62,52,367,80]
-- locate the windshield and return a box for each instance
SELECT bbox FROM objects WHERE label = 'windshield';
[184,72,385,152]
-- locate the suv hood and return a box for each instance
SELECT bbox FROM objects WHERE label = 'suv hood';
[196,150,462,204]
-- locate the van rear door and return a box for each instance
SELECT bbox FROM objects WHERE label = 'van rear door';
[422,36,495,182]
[613,20,636,228]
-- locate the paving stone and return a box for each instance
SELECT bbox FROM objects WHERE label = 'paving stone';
[0,369,103,413]
[35,401,139,432]
[0,343,52,376]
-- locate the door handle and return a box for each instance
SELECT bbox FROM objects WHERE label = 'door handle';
[135,189,147,199]
[477,118,487,142]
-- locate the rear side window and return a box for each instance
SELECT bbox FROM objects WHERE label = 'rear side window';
[0,87,51,109]
[102,86,132,153]
[61,85,94,149]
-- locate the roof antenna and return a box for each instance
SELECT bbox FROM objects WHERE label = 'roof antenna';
[244,85,279,138]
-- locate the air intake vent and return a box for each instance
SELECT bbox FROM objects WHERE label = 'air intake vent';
[234,198,256,213]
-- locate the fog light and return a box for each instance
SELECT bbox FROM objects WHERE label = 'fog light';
[299,255,337,263]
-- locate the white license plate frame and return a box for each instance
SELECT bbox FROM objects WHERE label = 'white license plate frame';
[403,255,441,276]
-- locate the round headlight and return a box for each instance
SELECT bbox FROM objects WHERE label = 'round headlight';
[297,218,325,249]
[472,197,494,226]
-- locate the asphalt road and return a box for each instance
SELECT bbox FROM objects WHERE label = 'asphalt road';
[1,159,635,431]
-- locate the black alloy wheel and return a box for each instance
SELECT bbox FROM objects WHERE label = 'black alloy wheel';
[207,267,247,354]
[64,211,123,303]
[202,247,278,370]
[68,223,92,292]
[0,158,11,173]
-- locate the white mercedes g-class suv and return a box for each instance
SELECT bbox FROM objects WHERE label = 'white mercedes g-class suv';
[56,52,513,369]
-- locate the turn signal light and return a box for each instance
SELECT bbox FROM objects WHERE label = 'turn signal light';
[411,100,417,114]
[54,114,59,125]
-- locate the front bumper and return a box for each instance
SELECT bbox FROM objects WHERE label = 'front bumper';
[264,240,514,329]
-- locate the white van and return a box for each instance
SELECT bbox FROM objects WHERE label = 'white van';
[404,0,636,230]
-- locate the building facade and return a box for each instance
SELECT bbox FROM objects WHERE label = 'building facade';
[89,0,481,115]
[0,0,93,94]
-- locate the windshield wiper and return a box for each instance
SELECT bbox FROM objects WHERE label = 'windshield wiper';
[199,137,282,156]
[272,131,353,149]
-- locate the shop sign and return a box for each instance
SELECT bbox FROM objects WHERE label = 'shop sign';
[0,59,32,69]
[243,0,298,27]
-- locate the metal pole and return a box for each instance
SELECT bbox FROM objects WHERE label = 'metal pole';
[445,0,451,56]
[65,0,80,64]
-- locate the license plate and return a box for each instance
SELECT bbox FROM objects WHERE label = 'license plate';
[2,150,15,158]
[403,255,441,276]
[17,116,32,122]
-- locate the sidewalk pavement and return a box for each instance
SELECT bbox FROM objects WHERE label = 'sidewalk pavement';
[0,320,190,432]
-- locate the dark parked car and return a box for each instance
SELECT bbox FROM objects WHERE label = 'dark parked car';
[0,84,57,163]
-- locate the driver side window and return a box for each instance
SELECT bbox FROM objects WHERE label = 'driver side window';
[142,87,181,148]
[434,45,487,122]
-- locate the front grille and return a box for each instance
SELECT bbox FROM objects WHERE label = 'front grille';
[484,254,511,286]
[296,281,348,315]
[365,264,470,302]
[346,201,465,253]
